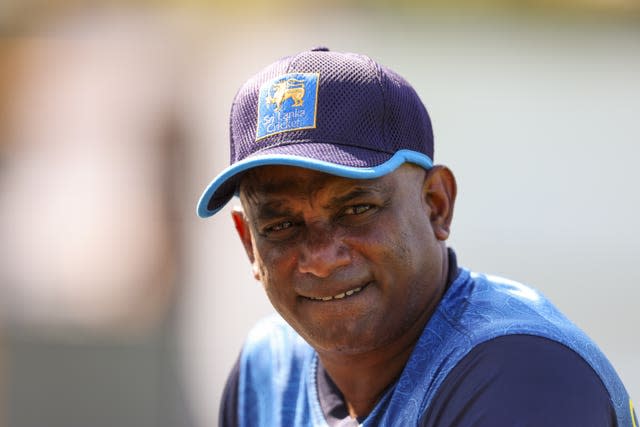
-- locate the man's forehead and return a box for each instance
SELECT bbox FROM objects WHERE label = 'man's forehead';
[240,165,393,195]
[238,165,401,209]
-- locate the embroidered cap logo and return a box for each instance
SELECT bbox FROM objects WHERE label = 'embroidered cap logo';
[256,73,319,140]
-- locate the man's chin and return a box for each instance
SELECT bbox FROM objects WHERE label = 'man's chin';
[303,330,388,357]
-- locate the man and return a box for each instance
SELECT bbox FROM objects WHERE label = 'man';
[198,47,636,426]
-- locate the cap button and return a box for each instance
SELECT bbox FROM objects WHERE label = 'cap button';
[311,46,330,52]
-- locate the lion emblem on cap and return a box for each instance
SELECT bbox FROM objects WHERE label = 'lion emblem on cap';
[266,78,306,111]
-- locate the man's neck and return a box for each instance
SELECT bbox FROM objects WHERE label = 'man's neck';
[317,323,424,418]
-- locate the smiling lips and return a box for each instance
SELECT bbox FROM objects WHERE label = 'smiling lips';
[306,284,367,302]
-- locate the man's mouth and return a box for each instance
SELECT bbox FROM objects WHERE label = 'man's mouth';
[306,283,369,302]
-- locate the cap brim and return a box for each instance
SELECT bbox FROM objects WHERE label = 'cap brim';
[197,143,432,218]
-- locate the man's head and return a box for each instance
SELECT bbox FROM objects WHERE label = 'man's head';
[198,48,457,355]
[232,163,456,355]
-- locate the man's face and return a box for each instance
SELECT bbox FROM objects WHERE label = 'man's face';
[234,163,453,356]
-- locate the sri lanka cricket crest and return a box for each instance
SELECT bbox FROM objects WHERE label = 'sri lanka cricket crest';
[256,73,319,140]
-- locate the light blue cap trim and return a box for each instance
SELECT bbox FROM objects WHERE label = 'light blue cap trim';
[197,149,433,218]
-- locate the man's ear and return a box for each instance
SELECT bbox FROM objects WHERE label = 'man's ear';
[423,165,457,241]
[231,206,261,281]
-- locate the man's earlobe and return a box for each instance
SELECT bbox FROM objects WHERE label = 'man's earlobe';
[424,166,457,241]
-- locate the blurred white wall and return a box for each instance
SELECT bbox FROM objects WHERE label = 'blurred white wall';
[0,8,189,426]
[179,9,640,427]
[0,9,181,333]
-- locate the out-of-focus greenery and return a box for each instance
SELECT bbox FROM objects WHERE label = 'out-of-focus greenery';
[1,0,638,34]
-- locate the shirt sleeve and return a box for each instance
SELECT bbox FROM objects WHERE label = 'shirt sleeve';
[219,356,241,427]
[420,334,617,427]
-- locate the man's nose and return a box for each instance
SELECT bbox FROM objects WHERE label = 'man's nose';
[297,225,351,278]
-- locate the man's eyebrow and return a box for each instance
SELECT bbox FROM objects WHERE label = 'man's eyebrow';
[253,200,297,221]
[324,183,390,209]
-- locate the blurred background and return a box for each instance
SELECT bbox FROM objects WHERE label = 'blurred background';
[0,0,638,426]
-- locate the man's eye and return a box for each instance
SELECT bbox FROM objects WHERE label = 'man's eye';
[344,204,373,215]
[266,221,293,233]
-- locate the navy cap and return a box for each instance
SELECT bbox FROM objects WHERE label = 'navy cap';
[197,47,434,218]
